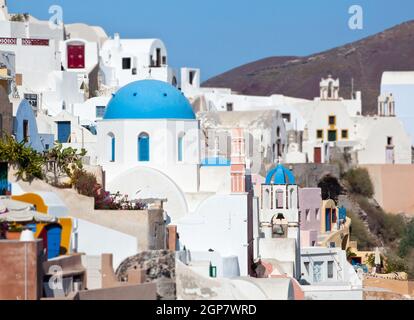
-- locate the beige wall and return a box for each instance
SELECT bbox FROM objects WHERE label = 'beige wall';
[364,278,414,297]
[78,283,157,300]
[363,165,414,215]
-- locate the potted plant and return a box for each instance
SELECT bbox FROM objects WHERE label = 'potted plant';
[6,224,24,240]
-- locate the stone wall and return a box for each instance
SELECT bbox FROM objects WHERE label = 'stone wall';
[287,163,341,188]
[115,250,176,300]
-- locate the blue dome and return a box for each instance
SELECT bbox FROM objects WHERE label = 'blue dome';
[103,80,196,120]
[265,164,296,185]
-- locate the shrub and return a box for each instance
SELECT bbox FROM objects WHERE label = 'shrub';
[399,219,414,257]
[384,253,407,274]
[344,168,374,198]
[44,143,87,185]
[356,196,405,246]
[347,210,377,250]
[0,134,44,181]
[72,169,98,197]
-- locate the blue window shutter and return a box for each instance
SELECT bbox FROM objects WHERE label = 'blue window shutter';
[138,134,150,162]
[111,137,115,162]
[178,136,183,162]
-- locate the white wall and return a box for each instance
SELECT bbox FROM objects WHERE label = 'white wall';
[100,37,175,88]
[72,96,111,123]
[176,193,250,276]
[73,218,138,269]
[98,119,200,193]
[354,117,412,164]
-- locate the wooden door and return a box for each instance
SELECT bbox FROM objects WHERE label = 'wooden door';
[314,147,322,164]
[67,44,85,69]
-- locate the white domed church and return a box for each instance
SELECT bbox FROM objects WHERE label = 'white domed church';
[97,80,254,277]
[97,80,201,219]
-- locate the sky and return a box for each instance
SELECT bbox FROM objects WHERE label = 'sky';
[7,0,414,80]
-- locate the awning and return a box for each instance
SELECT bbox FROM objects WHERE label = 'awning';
[0,198,32,212]
[0,210,57,223]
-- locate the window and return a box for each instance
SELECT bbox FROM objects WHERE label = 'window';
[162,56,167,65]
[282,113,291,123]
[189,71,195,85]
[276,190,284,209]
[306,209,310,222]
[341,130,348,139]
[178,133,184,162]
[138,133,150,162]
[24,93,38,109]
[107,133,115,162]
[328,116,336,126]
[289,188,294,209]
[387,136,393,146]
[328,130,337,142]
[328,261,334,279]
[96,106,106,118]
[313,262,323,283]
[156,48,161,67]
[263,189,271,209]
[122,57,131,70]
[315,209,320,220]
[23,120,29,143]
[316,130,323,140]
[226,103,233,112]
[332,209,337,223]
[304,262,310,274]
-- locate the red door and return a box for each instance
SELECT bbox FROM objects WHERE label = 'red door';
[314,147,322,164]
[67,44,85,69]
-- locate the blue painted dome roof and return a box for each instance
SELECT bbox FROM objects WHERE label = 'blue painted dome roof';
[103,80,196,120]
[265,164,296,185]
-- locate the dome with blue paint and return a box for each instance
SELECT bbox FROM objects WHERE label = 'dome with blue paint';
[265,164,296,185]
[103,80,196,120]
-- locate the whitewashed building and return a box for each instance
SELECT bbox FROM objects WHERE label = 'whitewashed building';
[97,79,255,277]
[100,34,176,89]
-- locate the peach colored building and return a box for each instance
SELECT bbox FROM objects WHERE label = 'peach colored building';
[362,164,414,216]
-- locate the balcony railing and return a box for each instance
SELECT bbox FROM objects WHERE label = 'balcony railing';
[22,38,49,46]
[0,37,17,45]
[0,37,50,46]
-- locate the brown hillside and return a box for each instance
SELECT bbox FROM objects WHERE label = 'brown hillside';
[203,21,414,115]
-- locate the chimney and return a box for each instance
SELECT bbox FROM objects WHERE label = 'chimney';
[114,33,121,49]
[230,128,247,193]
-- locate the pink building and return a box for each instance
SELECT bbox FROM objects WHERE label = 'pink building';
[299,188,322,247]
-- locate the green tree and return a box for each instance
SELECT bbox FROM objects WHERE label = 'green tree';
[0,134,44,181]
[44,143,87,185]
[399,220,414,257]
